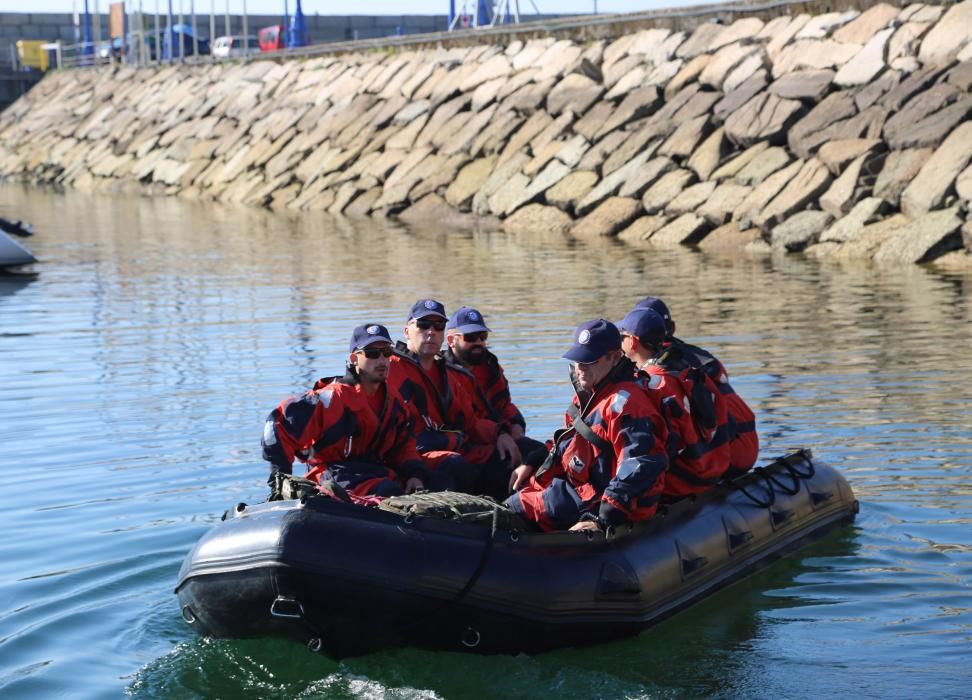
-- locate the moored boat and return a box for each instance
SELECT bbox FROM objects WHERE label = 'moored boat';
[175,449,857,657]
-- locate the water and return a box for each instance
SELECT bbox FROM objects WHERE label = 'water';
[0,183,970,699]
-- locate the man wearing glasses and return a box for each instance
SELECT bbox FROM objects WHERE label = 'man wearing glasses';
[261,323,428,498]
[508,319,669,532]
[444,306,547,499]
[388,299,506,495]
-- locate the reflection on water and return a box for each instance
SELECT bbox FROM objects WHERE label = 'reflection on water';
[0,183,971,699]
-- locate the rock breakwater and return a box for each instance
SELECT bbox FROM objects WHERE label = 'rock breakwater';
[2,1,972,265]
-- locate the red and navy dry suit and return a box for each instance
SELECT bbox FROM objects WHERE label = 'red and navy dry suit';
[261,368,425,497]
[443,348,548,496]
[666,338,758,477]
[509,361,669,531]
[387,343,498,493]
[636,360,731,497]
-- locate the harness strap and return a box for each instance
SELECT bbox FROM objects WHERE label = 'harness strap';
[566,403,612,453]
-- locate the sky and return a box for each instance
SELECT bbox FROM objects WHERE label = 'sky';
[2,1,707,16]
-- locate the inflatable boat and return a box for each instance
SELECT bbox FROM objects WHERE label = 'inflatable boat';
[0,230,36,269]
[175,449,857,657]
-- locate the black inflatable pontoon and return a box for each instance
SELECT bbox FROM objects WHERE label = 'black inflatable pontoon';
[175,449,857,656]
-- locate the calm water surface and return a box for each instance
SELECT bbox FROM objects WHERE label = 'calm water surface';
[0,184,970,699]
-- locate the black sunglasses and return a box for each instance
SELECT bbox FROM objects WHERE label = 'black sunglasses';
[463,331,488,343]
[357,346,393,359]
[415,319,446,332]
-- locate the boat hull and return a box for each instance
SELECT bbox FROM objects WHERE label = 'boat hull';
[175,450,857,656]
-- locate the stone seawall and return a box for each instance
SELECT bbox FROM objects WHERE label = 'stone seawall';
[2,1,972,265]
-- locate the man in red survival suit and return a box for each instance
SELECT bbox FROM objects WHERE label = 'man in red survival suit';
[261,323,428,498]
[618,307,731,498]
[388,299,517,495]
[443,306,548,498]
[633,296,758,478]
[507,319,669,532]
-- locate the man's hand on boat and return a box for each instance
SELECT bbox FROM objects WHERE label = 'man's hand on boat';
[405,477,425,493]
[496,432,522,467]
[509,464,534,493]
[568,520,600,532]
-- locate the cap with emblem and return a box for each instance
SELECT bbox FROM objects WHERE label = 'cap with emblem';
[447,306,491,334]
[618,308,667,348]
[407,298,447,322]
[349,323,392,352]
[562,319,621,363]
[633,296,674,338]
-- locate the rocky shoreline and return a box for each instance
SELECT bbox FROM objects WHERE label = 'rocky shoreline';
[1,1,971,265]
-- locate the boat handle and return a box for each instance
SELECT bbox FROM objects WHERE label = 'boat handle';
[270,595,305,619]
[461,627,481,648]
[181,605,196,624]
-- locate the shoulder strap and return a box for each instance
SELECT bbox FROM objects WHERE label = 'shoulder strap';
[565,403,612,453]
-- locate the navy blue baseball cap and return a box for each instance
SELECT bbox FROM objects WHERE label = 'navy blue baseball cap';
[349,323,392,352]
[634,296,674,337]
[618,308,667,347]
[407,298,447,321]
[562,319,622,363]
[447,306,491,334]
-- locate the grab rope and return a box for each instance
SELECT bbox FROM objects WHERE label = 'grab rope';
[733,467,777,507]
[730,451,817,508]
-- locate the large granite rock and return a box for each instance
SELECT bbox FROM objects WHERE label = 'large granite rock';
[687,128,728,180]
[873,206,964,264]
[768,69,835,100]
[472,150,529,215]
[602,126,660,176]
[445,156,497,208]
[724,93,804,147]
[819,151,881,217]
[754,159,832,230]
[873,148,933,206]
[834,28,894,87]
[833,3,899,44]
[734,159,804,227]
[697,183,752,225]
[734,146,791,185]
[711,142,769,180]
[571,196,643,237]
[712,71,768,123]
[649,213,712,246]
[658,115,712,159]
[699,44,762,90]
[917,0,972,66]
[502,203,574,235]
[770,210,834,251]
[677,23,728,59]
[546,73,604,116]
[617,215,670,242]
[772,39,862,78]
[883,85,972,150]
[819,196,885,242]
[664,55,710,100]
[617,156,675,198]
[597,86,663,137]
[696,221,763,250]
[576,149,654,215]
[666,181,717,216]
[817,138,883,175]
[956,164,972,203]
[641,168,696,214]
[900,122,972,217]
[546,170,599,213]
[787,92,858,157]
